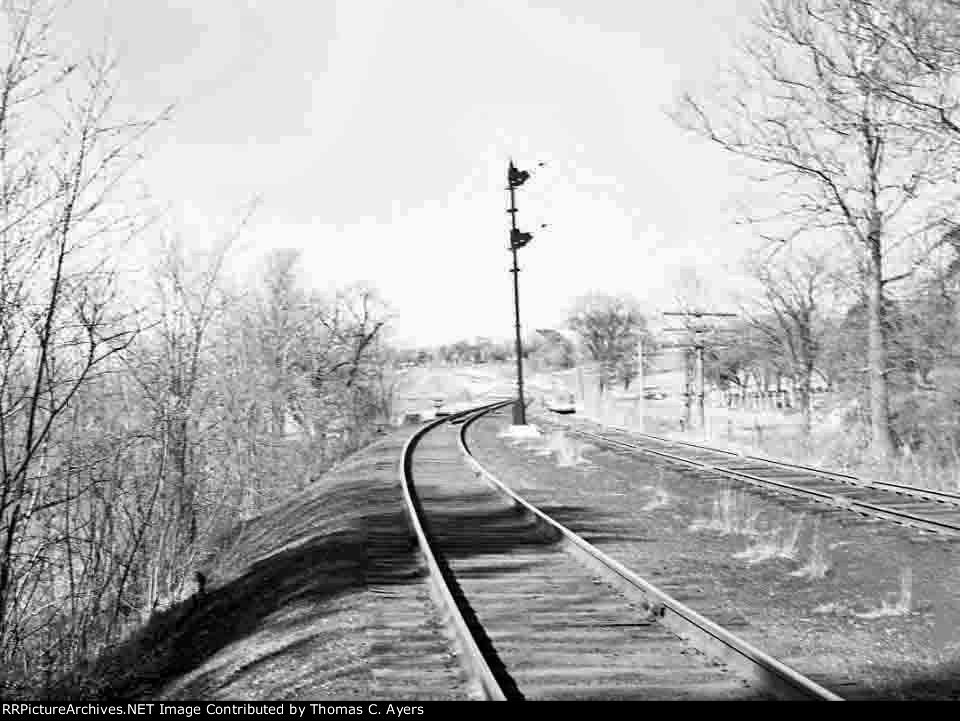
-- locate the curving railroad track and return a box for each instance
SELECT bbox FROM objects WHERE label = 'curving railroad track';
[549,423,960,539]
[400,402,843,701]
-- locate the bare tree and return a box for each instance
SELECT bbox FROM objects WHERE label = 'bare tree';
[126,219,250,614]
[673,0,960,455]
[0,5,404,695]
[741,247,843,434]
[313,284,392,451]
[0,0,166,682]
[708,325,767,402]
[567,292,647,392]
[534,329,577,370]
[255,248,309,438]
[855,1,960,138]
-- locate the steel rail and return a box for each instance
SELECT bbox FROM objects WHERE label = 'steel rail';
[399,400,515,701]
[571,429,960,538]
[458,406,843,701]
[613,429,960,506]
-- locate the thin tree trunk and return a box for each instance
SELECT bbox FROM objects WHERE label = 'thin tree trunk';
[800,363,813,438]
[867,225,893,456]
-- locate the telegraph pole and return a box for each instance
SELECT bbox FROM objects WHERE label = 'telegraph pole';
[693,342,705,431]
[636,335,645,431]
[505,160,543,426]
[663,310,737,435]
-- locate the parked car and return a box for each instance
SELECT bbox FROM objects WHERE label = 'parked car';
[546,391,576,414]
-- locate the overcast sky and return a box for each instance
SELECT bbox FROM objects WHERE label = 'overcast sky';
[65,0,764,346]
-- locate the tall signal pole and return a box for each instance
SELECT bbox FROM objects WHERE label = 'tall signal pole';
[505,160,541,426]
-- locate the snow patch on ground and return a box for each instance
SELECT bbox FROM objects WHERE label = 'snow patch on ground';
[497,425,542,440]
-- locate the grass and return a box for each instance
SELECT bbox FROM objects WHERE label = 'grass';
[640,469,670,511]
[687,486,830,576]
[689,485,760,536]
[813,565,914,619]
[789,518,831,580]
[778,514,805,560]
[517,427,592,468]
[854,567,913,619]
[733,511,805,565]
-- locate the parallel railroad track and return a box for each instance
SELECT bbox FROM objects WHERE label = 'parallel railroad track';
[556,423,960,539]
[400,402,842,701]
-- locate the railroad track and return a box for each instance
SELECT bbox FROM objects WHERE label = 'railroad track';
[400,402,842,701]
[555,422,960,539]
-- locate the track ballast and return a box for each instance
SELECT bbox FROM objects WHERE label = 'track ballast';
[556,424,960,539]
[400,403,841,701]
